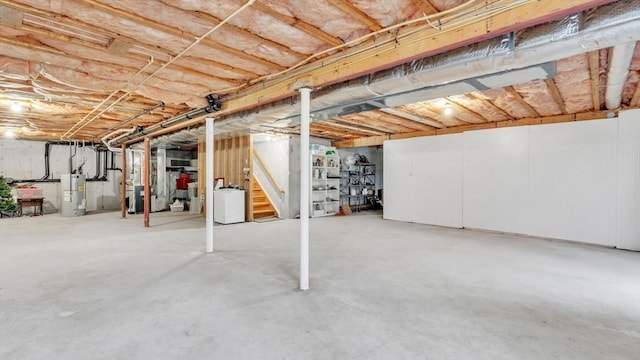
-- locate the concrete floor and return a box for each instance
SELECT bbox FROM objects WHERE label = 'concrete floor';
[0,211,638,360]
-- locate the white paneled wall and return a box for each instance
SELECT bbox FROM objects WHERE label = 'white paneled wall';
[463,127,529,234]
[384,111,639,249]
[528,120,617,246]
[616,109,640,250]
[384,134,463,228]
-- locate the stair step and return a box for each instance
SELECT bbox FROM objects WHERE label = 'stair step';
[252,176,277,219]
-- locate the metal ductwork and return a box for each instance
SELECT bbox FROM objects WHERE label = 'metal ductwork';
[121,0,640,147]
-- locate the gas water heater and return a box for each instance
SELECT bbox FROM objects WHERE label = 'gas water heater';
[60,174,86,217]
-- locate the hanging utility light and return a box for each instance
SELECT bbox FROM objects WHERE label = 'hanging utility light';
[10,103,22,112]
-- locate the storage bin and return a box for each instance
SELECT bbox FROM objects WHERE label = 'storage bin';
[16,187,43,199]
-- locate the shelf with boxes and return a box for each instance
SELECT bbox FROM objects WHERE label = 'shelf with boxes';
[310,145,340,217]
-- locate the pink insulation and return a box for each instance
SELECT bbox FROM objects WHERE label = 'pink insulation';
[473,88,536,119]
[348,0,420,27]
[101,0,303,67]
[447,93,510,122]
[398,102,466,128]
[554,54,593,113]
[374,111,433,131]
[259,0,370,43]
[342,113,404,133]
[429,0,467,12]
[13,0,281,75]
[513,80,563,117]
[33,36,238,88]
[164,0,330,54]
[0,56,31,81]
[622,42,640,107]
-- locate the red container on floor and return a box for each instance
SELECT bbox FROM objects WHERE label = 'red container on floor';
[176,173,190,190]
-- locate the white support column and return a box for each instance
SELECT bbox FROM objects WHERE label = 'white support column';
[299,87,312,290]
[206,117,215,253]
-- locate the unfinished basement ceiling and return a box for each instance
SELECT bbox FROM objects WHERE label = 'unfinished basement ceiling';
[0,0,639,146]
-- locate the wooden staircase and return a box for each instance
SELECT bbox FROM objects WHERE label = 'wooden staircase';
[252,177,277,219]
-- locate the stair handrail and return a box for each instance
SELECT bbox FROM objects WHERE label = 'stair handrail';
[253,149,284,194]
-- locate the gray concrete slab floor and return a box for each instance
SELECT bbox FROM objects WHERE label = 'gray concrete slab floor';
[0,211,639,359]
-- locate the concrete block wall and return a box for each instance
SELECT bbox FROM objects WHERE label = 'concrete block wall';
[0,140,122,214]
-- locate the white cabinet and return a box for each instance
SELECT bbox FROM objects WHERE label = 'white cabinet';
[214,189,245,224]
[310,148,340,217]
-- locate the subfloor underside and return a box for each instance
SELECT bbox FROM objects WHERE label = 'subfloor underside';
[0,211,638,359]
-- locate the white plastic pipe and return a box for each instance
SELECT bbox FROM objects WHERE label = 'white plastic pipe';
[299,88,311,290]
[206,117,214,253]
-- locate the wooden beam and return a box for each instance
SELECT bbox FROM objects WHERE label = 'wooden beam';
[329,117,394,134]
[80,0,286,71]
[247,134,254,222]
[468,93,514,120]
[252,1,343,47]
[310,122,358,139]
[372,111,433,131]
[630,82,640,108]
[185,7,306,60]
[128,0,616,143]
[378,107,443,128]
[544,78,568,114]
[588,50,602,111]
[334,110,615,148]
[322,119,389,136]
[13,23,243,87]
[326,0,382,31]
[121,144,127,218]
[330,115,396,134]
[2,0,258,80]
[334,134,390,148]
[143,136,150,227]
[505,86,540,117]
[412,0,439,15]
[445,98,489,123]
[197,137,206,217]
[342,113,413,133]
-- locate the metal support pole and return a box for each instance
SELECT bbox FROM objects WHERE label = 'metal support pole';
[299,87,312,290]
[206,118,215,253]
[121,144,127,218]
[144,137,150,227]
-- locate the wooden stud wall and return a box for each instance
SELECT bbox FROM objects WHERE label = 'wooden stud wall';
[214,135,254,222]
[197,137,206,216]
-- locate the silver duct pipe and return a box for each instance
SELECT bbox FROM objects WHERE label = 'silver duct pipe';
[121,0,640,146]
[605,42,636,110]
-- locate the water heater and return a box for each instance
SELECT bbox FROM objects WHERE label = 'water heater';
[61,174,86,217]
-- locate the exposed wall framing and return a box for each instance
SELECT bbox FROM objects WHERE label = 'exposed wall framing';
[214,134,254,222]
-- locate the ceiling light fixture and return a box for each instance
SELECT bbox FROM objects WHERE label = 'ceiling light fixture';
[443,106,453,116]
[3,129,16,139]
[10,103,23,112]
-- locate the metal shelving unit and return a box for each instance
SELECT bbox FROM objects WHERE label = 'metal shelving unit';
[340,163,376,211]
